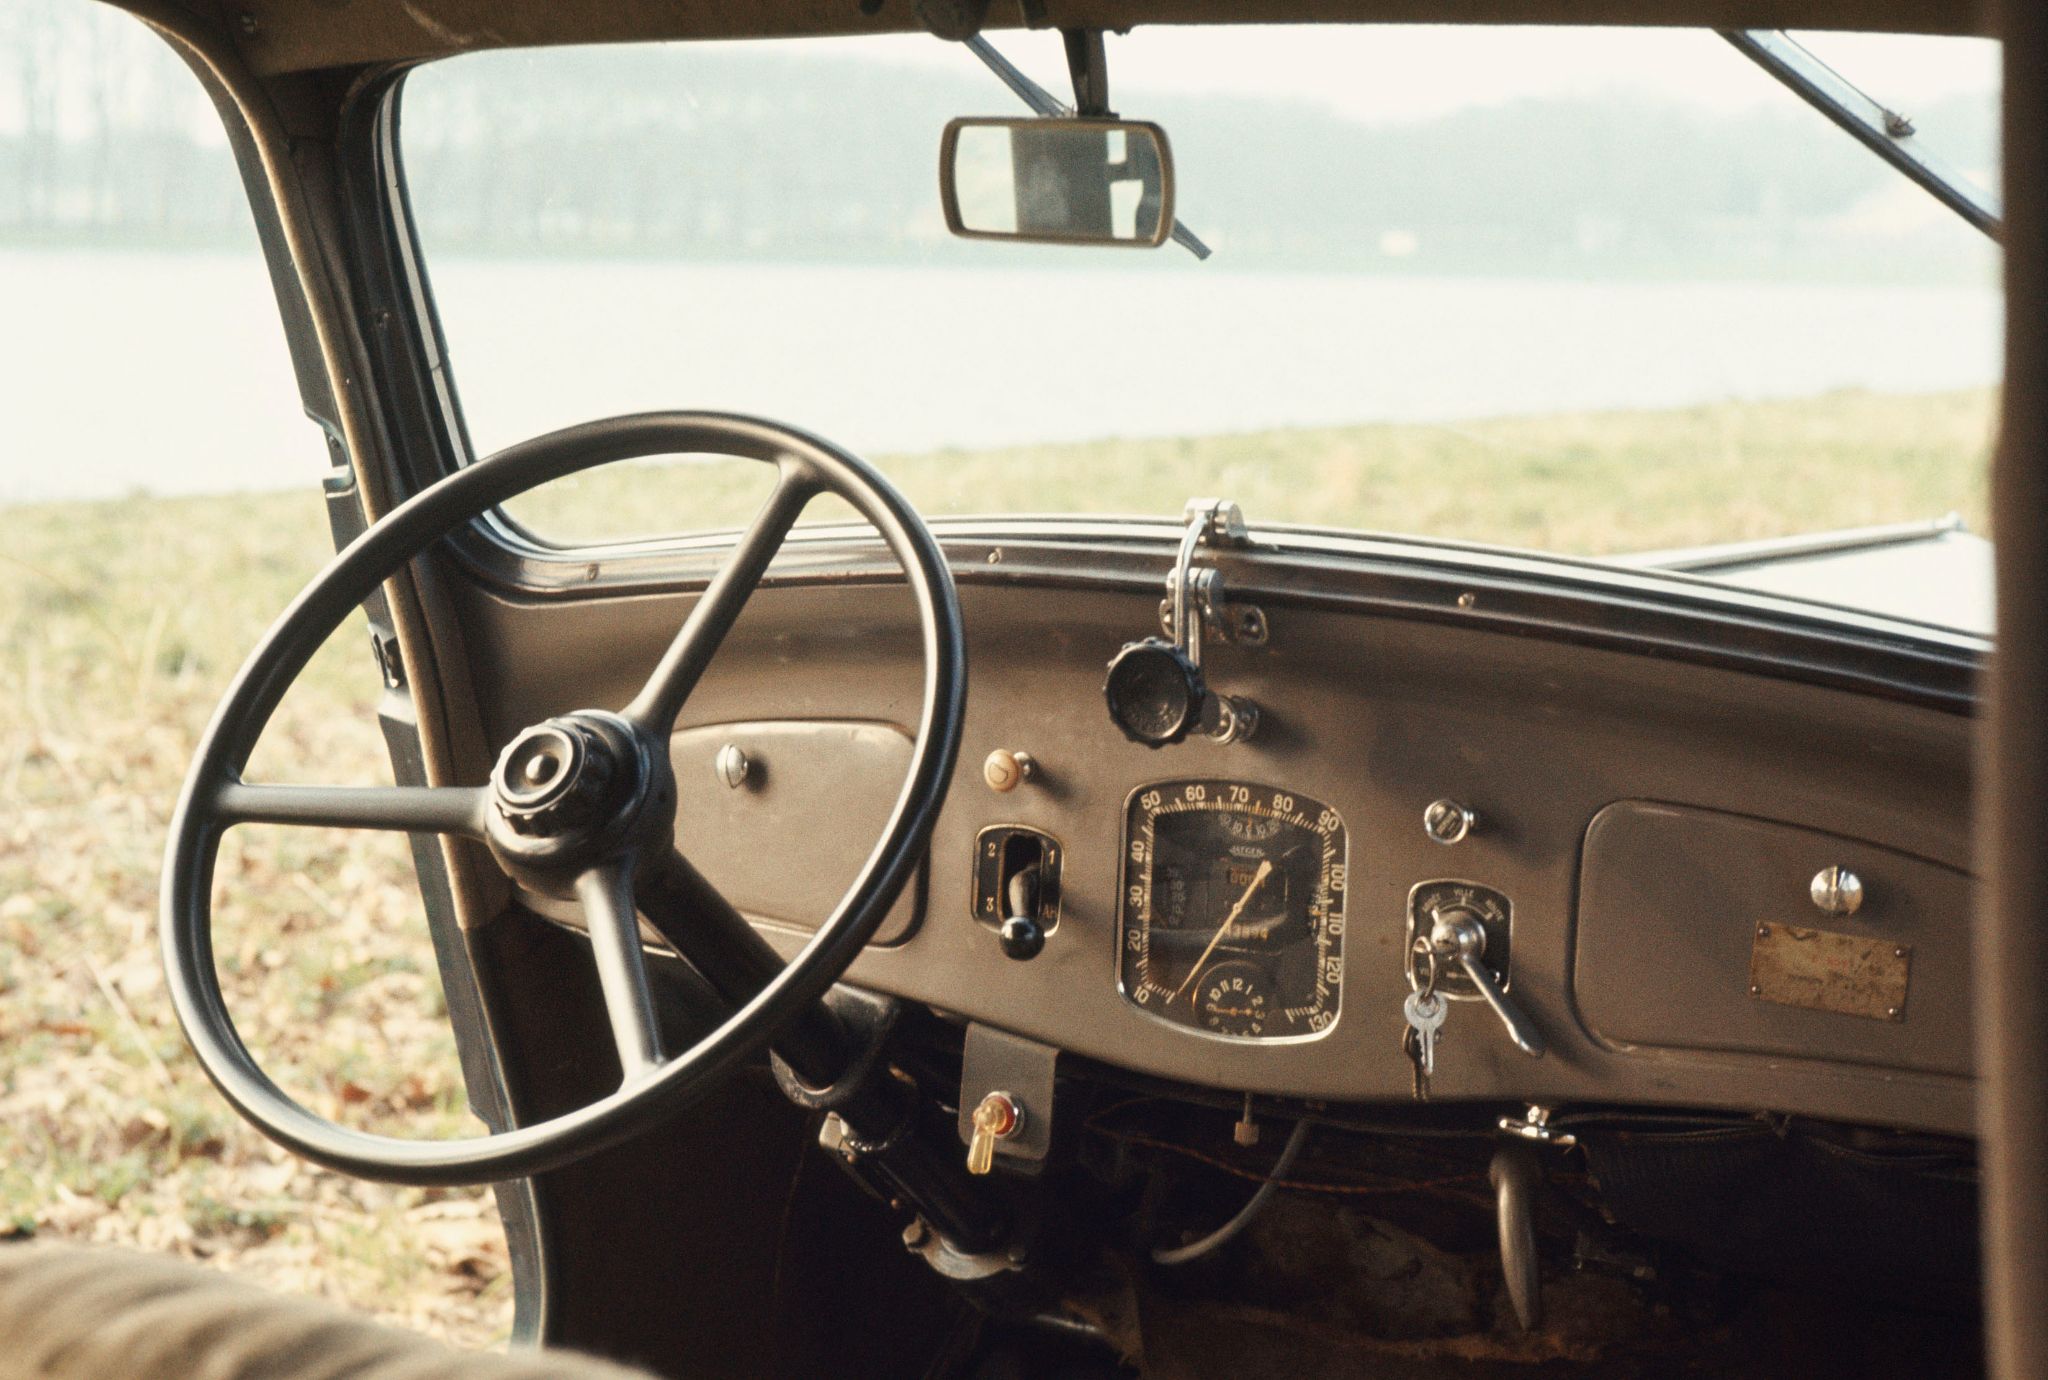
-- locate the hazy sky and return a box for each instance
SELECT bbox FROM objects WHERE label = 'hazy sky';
[0,11,2001,137]
[814,26,2000,125]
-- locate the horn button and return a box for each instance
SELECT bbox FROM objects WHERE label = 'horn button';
[487,713,658,870]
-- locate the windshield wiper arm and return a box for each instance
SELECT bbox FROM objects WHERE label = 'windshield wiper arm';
[963,34,1213,260]
[1722,29,2001,240]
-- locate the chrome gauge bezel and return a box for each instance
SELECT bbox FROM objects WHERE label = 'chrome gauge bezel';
[1115,778,1349,1044]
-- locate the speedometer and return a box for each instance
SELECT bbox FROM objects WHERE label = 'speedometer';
[1117,779,1347,1040]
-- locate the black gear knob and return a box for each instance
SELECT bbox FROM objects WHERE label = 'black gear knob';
[999,868,1047,960]
[998,913,1046,961]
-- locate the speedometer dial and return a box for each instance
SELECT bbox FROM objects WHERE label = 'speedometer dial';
[1118,780,1347,1041]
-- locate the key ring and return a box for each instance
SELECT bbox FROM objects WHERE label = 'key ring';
[1408,939,1439,999]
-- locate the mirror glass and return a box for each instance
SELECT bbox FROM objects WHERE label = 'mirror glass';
[942,117,1174,247]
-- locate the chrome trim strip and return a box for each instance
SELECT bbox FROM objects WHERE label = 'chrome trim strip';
[1617,514,1971,572]
[463,510,1989,655]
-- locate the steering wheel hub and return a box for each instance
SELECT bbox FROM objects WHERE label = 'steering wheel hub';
[493,717,623,836]
[481,711,669,886]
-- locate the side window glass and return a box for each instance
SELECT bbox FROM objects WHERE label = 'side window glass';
[0,2,511,1345]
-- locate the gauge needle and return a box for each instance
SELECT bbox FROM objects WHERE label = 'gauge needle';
[1172,859,1273,1006]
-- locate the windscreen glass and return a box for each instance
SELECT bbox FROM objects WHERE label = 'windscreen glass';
[400,27,2000,610]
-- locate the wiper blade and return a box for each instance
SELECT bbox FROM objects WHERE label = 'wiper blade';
[963,34,1213,260]
[1722,29,2000,240]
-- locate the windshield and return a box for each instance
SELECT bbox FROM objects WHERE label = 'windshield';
[399,26,2001,622]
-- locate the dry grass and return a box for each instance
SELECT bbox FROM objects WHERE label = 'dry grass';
[0,493,513,1345]
[506,388,1997,550]
[0,387,1996,1351]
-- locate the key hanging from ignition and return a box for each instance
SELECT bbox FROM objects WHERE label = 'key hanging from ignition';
[1404,941,1442,1100]
[1404,988,1447,1096]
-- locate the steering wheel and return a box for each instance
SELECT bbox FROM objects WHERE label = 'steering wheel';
[160,414,966,1186]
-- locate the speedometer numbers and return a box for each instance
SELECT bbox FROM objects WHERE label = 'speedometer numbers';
[1118,780,1347,1041]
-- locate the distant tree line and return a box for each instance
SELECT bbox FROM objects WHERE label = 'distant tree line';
[0,2,250,243]
[2,0,2000,279]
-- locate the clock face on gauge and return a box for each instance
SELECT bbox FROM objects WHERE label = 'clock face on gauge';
[1117,780,1347,1041]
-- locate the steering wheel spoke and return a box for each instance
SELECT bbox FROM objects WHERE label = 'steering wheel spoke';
[633,847,788,1010]
[634,847,862,1093]
[576,858,665,1082]
[623,462,818,735]
[215,781,492,838]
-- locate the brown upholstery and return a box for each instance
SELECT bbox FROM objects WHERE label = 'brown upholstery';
[0,1245,655,1380]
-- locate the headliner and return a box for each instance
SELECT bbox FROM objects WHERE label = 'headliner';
[158,0,1995,77]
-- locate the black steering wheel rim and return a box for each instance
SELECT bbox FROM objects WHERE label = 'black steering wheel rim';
[160,412,966,1185]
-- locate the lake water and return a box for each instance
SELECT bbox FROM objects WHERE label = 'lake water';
[0,248,2004,503]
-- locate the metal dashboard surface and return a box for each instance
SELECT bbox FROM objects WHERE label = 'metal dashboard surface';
[455,564,1977,1135]
[669,719,924,946]
[1575,801,1972,1076]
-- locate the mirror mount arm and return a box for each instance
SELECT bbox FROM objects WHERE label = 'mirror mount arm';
[907,0,991,42]
[1062,28,1112,117]
[963,35,1065,118]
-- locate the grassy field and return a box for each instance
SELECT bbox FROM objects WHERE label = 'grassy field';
[507,387,1995,549]
[0,387,1996,1349]
[0,491,510,1343]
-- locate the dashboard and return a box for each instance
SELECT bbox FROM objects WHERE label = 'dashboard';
[459,531,1979,1139]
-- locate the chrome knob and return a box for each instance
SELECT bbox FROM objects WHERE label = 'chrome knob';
[1810,866,1864,916]
[714,742,751,790]
[1423,798,1476,845]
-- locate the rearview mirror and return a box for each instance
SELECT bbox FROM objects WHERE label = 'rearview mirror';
[940,117,1175,248]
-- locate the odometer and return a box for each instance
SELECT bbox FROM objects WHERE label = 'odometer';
[1118,779,1347,1041]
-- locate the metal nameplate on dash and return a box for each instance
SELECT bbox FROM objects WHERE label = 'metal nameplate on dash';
[1749,922,1910,1022]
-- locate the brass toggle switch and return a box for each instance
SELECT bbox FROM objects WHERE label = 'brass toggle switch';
[966,1091,1023,1175]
